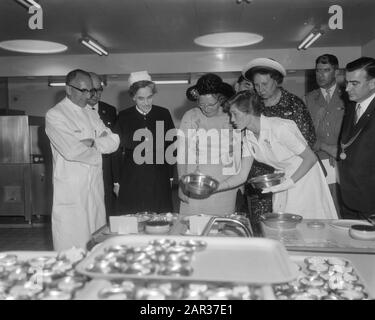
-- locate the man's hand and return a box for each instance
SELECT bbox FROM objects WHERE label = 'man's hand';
[80,138,95,147]
[113,183,120,197]
[262,178,295,194]
[178,187,189,204]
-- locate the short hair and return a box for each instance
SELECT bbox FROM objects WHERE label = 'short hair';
[246,67,284,85]
[346,57,375,80]
[128,80,157,98]
[226,90,263,116]
[315,54,339,69]
[65,69,90,85]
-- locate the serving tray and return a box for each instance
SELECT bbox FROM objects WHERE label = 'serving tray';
[75,235,298,284]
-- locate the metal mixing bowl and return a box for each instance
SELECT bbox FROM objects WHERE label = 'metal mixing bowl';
[180,173,219,199]
[248,172,285,189]
[260,212,303,229]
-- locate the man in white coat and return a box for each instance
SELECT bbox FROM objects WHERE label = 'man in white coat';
[45,69,120,251]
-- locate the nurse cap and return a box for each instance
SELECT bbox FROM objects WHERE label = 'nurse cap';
[242,57,286,81]
[128,70,152,86]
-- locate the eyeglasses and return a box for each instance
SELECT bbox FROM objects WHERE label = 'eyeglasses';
[198,100,219,109]
[68,84,96,96]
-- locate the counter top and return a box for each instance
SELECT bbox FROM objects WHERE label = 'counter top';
[260,219,375,254]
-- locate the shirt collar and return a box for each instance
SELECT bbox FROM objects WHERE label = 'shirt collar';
[136,105,152,116]
[65,96,85,111]
[320,83,336,97]
[357,91,375,110]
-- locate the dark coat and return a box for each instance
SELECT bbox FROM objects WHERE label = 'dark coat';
[113,105,176,214]
[97,101,118,217]
[339,96,375,216]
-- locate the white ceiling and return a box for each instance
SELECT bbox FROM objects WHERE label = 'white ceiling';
[0,0,374,57]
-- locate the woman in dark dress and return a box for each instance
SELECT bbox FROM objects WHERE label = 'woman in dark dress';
[241,58,316,219]
[113,71,175,214]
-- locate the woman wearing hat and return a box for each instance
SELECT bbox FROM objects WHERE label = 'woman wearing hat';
[177,73,240,216]
[113,71,175,214]
[241,58,316,219]
[219,91,337,219]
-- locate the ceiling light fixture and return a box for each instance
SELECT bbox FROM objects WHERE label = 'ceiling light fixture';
[48,81,65,87]
[153,80,190,85]
[79,37,108,56]
[0,40,67,54]
[298,29,323,50]
[194,32,263,48]
[15,0,41,10]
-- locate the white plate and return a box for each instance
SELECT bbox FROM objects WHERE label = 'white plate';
[329,220,371,231]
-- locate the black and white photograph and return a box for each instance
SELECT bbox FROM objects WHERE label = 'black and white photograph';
[0,0,375,304]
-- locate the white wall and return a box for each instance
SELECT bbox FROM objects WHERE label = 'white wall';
[362,39,375,57]
[0,46,361,77]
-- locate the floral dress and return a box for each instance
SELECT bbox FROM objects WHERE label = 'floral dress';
[246,88,316,219]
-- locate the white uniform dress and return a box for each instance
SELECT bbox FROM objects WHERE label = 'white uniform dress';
[178,108,242,216]
[243,115,337,219]
[46,97,120,251]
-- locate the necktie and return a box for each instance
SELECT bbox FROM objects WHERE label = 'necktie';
[355,103,362,124]
[325,88,331,104]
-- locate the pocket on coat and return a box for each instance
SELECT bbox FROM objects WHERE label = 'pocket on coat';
[53,177,80,206]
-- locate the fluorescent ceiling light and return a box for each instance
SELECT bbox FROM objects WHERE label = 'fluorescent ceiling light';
[49,80,188,86]
[48,82,66,87]
[15,0,41,9]
[154,80,189,85]
[194,32,263,48]
[298,29,323,50]
[0,40,67,54]
[80,37,108,56]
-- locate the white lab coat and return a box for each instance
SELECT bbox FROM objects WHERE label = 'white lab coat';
[45,97,120,251]
[243,116,338,219]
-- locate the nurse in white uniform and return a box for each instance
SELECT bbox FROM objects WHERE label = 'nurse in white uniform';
[219,91,337,219]
[46,69,120,251]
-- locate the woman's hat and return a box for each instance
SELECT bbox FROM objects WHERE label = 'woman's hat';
[128,70,152,86]
[242,58,286,81]
[186,73,235,101]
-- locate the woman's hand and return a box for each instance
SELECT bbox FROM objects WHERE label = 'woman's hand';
[262,177,295,194]
[178,187,189,204]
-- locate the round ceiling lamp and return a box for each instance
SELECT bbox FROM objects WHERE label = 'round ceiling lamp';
[194,32,263,48]
[0,40,67,54]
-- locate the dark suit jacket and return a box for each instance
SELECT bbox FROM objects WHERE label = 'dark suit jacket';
[97,101,117,216]
[339,96,375,215]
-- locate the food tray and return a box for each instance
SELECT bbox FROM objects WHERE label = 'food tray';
[0,251,88,300]
[75,235,298,284]
[273,255,372,300]
[75,278,276,300]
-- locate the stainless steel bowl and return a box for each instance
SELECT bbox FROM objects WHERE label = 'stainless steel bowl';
[248,172,285,189]
[180,173,219,199]
[260,212,303,229]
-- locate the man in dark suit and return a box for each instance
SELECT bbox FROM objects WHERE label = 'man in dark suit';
[339,57,375,219]
[88,72,118,219]
[305,54,347,216]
